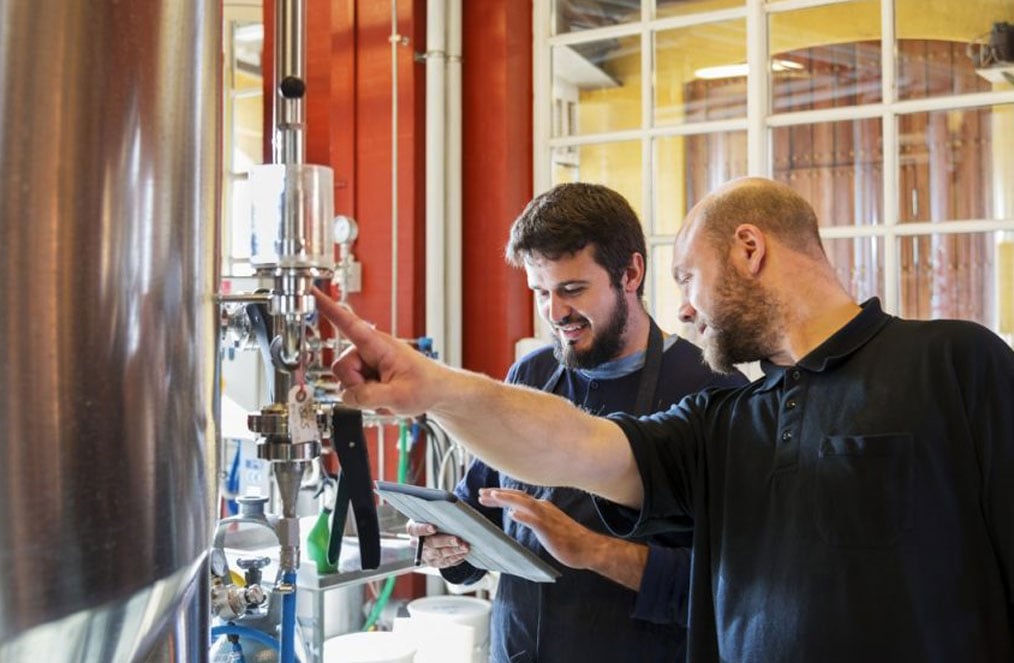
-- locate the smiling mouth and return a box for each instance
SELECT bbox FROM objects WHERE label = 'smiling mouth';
[556,321,589,342]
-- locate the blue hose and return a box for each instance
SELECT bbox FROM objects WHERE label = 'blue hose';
[210,624,280,652]
[280,570,298,663]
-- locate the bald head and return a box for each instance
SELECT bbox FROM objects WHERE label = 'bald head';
[681,177,826,260]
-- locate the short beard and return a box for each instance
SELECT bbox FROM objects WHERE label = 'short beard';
[553,286,629,370]
[703,266,782,374]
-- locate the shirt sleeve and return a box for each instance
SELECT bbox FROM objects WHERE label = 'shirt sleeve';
[595,402,701,539]
[630,543,691,626]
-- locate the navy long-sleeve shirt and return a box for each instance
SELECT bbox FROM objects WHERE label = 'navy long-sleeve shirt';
[442,330,747,662]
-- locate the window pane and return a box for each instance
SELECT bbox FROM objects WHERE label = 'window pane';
[898,232,1005,330]
[771,119,883,227]
[224,19,263,277]
[1000,233,1014,338]
[824,236,884,303]
[769,0,882,112]
[553,0,640,36]
[552,37,642,136]
[656,0,744,19]
[654,20,747,126]
[896,2,1014,100]
[551,141,644,217]
[654,132,747,234]
[650,243,684,339]
[897,39,995,101]
[898,104,1012,223]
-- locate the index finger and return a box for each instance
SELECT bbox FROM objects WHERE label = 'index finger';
[312,286,375,345]
[479,488,536,510]
[406,520,437,537]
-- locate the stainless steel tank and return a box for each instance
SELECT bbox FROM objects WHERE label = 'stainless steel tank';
[0,1,220,661]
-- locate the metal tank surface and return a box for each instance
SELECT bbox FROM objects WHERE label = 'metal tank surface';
[0,1,220,662]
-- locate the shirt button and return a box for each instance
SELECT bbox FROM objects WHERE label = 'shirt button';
[781,431,792,443]
[786,399,797,410]
[791,370,801,380]
[590,381,599,390]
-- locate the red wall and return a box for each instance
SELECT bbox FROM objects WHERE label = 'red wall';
[461,0,535,380]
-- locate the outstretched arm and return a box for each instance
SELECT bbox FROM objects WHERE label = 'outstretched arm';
[314,288,643,507]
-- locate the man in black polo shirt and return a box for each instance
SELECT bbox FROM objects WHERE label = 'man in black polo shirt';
[313,177,1014,662]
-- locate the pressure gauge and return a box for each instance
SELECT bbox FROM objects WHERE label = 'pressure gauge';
[210,548,229,579]
[333,215,359,244]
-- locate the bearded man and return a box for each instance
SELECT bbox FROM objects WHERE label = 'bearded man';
[408,183,746,663]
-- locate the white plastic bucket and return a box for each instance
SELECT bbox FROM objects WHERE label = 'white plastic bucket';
[406,596,492,663]
[322,631,416,663]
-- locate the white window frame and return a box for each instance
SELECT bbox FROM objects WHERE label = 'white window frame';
[533,0,1014,342]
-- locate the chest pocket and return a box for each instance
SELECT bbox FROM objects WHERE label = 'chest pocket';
[813,433,913,547]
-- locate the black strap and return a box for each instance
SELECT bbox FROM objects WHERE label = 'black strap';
[632,320,664,416]
[540,363,566,394]
[327,405,381,570]
[541,318,664,416]
[327,472,350,565]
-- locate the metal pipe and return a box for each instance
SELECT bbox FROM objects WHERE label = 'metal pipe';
[274,0,306,165]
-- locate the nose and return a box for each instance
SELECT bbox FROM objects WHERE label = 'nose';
[546,293,571,324]
[677,299,696,324]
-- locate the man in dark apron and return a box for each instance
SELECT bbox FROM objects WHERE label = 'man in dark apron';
[408,183,746,662]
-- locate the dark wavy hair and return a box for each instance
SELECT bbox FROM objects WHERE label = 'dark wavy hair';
[505,182,647,296]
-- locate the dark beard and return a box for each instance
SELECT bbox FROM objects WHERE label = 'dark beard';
[552,287,629,370]
[703,265,782,373]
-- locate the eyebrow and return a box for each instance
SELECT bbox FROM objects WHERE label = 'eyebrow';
[529,279,590,291]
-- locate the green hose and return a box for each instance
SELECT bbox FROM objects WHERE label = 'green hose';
[362,421,411,631]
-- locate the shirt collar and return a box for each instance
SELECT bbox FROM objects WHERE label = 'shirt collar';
[757,297,891,391]
[577,334,679,381]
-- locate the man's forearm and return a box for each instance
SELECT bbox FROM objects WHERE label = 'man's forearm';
[583,533,649,591]
[429,369,643,508]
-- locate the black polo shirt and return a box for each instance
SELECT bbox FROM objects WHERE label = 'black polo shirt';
[598,299,1014,662]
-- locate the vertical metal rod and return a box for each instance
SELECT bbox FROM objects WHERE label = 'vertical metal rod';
[274,0,306,165]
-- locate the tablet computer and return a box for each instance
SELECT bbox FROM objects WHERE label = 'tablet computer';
[374,480,561,583]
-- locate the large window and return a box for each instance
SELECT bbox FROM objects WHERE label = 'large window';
[222,2,265,279]
[535,0,1014,345]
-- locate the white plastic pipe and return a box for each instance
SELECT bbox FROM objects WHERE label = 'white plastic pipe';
[445,0,462,368]
[426,0,448,360]
[391,0,402,335]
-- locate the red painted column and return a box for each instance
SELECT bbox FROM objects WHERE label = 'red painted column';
[461,0,535,380]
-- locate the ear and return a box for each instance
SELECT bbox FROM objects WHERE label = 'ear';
[622,253,646,293]
[731,224,766,276]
